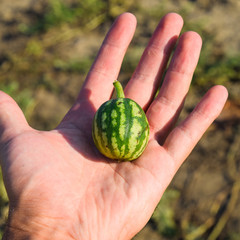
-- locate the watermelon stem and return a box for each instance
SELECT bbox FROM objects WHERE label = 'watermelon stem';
[113,80,125,98]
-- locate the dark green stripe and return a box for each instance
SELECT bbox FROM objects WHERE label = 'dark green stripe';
[115,99,122,157]
[129,101,149,160]
[124,99,132,157]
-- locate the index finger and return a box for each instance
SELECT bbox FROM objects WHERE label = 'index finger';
[78,13,137,109]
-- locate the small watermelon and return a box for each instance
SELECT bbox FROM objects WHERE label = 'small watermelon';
[92,80,149,161]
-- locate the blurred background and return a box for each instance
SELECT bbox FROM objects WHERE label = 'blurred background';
[0,0,240,239]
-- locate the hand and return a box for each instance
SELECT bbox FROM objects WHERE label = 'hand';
[0,12,227,240]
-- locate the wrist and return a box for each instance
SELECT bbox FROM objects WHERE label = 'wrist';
[3,205,77,240]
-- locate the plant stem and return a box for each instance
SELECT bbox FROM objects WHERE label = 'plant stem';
[113,80,125,98]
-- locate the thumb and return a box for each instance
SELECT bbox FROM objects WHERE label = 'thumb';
[0,91,30,145]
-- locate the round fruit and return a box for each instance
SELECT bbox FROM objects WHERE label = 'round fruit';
[92,81,149,161]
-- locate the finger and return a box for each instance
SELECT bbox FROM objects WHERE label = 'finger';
[124,13,183,109]
[78,12,136,109]
[163,85,228,170]
[0,91,30,147]
[147,31,202,142]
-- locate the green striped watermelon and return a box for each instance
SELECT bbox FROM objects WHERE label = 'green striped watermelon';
[92,81,149,161]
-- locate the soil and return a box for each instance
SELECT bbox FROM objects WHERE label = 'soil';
[0,0,240,239]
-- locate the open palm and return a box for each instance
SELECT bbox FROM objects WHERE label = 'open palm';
[0,13,227,240]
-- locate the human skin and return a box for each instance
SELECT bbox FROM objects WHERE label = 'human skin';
[0,12,228,240]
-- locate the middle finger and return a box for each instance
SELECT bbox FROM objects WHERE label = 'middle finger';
[147,31,202,143]
[124,13,183,110]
